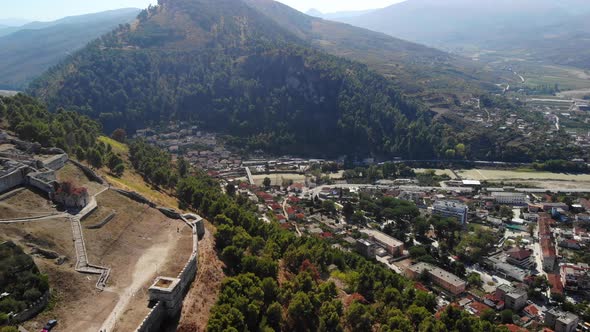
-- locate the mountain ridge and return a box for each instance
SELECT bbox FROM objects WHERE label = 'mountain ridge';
[30,0,450,159]
[336,0,590,69]
[0,8,140,89]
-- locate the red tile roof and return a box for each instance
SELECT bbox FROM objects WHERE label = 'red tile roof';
[503,324,527,332]
[524,304,540,317]
[547,273,564,295]
[508,248,532,260]
[580,198,590,210]
[467,301,490,316]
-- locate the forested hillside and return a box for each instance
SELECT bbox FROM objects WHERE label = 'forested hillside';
[244,0,499,95]
[0,242,49,323]
[30,0,450,159]
[0,94,103,162]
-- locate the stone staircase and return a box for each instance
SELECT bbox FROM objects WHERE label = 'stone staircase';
[70,216,110,290]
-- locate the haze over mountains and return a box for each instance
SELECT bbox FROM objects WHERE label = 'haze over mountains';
[0,8,140,89]
[335,0,590,69]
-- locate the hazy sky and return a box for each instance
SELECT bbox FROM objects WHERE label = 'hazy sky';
[2,0,403,22]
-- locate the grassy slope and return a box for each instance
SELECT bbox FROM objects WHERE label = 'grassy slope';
[96,136,179,209]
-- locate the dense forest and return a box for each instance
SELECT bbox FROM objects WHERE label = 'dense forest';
[0,242,49,324]
[29,0,453,160]
[0,94,100,155]
[0,94,125,176]
[129,139,512,332]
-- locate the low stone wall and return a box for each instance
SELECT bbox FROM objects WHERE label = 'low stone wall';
[68,159,105,184]
[0,187,25,202]
[136,301,165,332]
[158,207,181,219]
[112,189,156,208]
[10,290,50,323]
[86,211,117,229]
[43,154,68,171]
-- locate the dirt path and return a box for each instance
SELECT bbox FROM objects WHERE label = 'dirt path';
[177,222,226,332]
[100,238,173,332]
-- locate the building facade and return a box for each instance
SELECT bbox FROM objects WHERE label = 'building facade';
[360,229,404,257]
[432,200,468,224]
[492,192,528,205]
[406,262,466,295]
[545,309,579,332]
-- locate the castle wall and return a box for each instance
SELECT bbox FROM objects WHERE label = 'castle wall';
[43,153,68,171]
[0,167,26,193]
[135,302,165,332]
[27,174,55,196]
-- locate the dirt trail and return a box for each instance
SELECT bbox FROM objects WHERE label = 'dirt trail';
[100,238,173,332]
[177,222,226,332]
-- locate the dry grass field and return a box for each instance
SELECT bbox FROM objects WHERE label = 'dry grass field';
[458,169,590,181]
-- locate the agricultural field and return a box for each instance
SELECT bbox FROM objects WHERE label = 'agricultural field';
[456,168,590,189]
[251,173,307,186]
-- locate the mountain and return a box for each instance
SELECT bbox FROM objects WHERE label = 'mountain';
[305,8,375,19]
[0,18,31,26]
[30,0,452,159]
[337,0,590,69]
[244,0,500,95]
[17,9,139,30]
[0,9,140,89]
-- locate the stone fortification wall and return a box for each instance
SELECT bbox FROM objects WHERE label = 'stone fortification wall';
[135,302,165,332]
[0,166,26,193]
[43,153,68,170]
[68,159,105,184]
[26,171,56,196]
[112,188,157,208]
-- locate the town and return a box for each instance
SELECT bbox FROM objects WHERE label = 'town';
[224,170,590,332]
[132,122,590,331]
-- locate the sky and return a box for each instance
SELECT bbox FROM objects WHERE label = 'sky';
[1,0,404,22]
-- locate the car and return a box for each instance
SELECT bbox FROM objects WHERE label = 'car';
[43,319,58,331]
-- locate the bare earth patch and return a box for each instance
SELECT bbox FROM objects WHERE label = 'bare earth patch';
[0,188,193,332]
[177,221,226,332]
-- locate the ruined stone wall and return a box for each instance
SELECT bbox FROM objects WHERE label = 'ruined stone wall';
[10,290,50,323]
[112,188,157,208]
[43,153,68,171]
[68,159,105,184]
